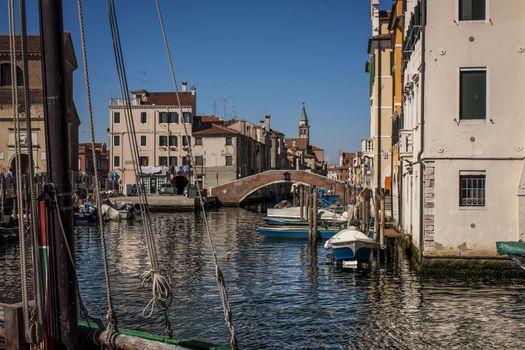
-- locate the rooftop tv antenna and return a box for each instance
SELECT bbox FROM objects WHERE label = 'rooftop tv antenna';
[137,69,147,88]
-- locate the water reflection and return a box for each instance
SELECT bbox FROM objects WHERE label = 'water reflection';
[1,207,525,349]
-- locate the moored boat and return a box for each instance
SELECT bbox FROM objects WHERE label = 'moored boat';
[257,225,339,239]
[324,227,376,268]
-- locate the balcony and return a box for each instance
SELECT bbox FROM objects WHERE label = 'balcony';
[109,97,142,107]
[361,138,373,157]
[398,130,414,160]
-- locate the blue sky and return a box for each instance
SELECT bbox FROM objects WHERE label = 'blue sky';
[1,0,389,164]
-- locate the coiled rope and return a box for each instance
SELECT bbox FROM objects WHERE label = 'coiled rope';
[76,0,118,334]
[105,0,173,337]
[153,1,238,348]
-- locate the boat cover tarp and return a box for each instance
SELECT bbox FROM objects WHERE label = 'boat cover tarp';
[496,241,525,256]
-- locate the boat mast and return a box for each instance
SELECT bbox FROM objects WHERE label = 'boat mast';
[38,0,78,348]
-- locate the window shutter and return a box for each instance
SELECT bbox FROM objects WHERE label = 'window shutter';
[460,70,486,120]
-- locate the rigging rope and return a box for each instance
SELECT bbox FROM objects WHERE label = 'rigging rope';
[105,0,173,337]
[76,0,118,334]
[17,0,43,342]
[153,1,238,348]
[51,186,105,331]
[7,0,33,343]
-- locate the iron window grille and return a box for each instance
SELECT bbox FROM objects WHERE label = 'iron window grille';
[459,174,485,207]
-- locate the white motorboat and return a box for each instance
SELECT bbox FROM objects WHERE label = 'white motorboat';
[324,226,376,267]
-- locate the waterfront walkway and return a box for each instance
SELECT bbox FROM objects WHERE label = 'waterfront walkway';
[114,195,197,211]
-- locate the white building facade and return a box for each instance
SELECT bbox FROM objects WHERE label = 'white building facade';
[400,0,525,257]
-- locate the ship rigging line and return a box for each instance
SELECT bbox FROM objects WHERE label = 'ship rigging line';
[153,1,238,348]
[17,0,44,342]
[105,0,173,337]
[76,0,118,334]
[7,0,39,343]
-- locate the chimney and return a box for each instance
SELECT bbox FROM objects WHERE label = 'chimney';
[264,113,271,131]
[181,81,188,92]
[370,0,379,36]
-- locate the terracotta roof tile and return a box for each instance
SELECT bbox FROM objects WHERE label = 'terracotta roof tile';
[192,123,238,136]
[270,128,284,136]
[0,33,77,68]
[140,92,193,106]
[200,115,223,123]
[284,137,308,150]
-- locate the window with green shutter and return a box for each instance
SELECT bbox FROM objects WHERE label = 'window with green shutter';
[460,69,486,120]
[459,0,486,21]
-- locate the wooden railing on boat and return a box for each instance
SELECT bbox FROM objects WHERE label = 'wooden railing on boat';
[0,302,229,350]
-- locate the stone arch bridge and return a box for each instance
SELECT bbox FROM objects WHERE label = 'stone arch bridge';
[209,170,347,205]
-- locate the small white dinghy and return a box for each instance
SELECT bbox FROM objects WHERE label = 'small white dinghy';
[324,226,376,268]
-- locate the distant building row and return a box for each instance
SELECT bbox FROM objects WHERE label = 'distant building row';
[108,88,326,194]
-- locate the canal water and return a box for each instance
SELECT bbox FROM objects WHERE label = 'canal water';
[2,207,525,349]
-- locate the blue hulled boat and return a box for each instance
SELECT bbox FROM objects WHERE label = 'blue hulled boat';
[257,225,339,239]
[324,227,376,268]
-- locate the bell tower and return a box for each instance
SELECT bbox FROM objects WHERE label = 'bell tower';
[298,102,309,143]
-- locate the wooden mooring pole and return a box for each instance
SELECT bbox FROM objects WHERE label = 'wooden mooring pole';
[299,185,304,220]
[380,192,386,251]
[311,187,318,243]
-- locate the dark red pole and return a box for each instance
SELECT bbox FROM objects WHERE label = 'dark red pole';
[38,0,78,348]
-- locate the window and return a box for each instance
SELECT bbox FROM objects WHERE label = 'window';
[160,112,178,123]
[113,156,120,167]
[169,156,177,167]
[159,135,168,146]
[159,156,168,166]
[183,112,191,123]
[113,135,120,147]
[460,174,486,207]
[169,135,178,147]
[225,155,233,166]
[195,137,202,146]
[225,136,232,145]
[182,156,191,166]
[113,112,121,124]
[195,156,204,166]
[140,112,147,124]
[0,63,23,86]
[460,69,486,120]
[182,136,189,147]
[140,135,147,146]
[169,112,178,123]
[139,156,149,166]
[459,0,486,21]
